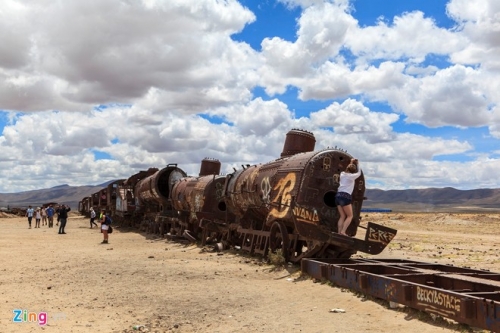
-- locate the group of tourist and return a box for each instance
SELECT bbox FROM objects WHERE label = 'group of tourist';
[25,205,57,229]
[25,204,111,244]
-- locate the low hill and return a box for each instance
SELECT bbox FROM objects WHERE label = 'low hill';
[0,182,115,210]
[364,187,500,212]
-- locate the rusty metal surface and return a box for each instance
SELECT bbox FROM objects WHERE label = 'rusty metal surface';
[225,164,274,226]
[103,180,123,214]
[78,129,398,264]
[136,165,187,205]
[78,197,91,216]
[115,167,176,215]
[123,168,159,186]
[223,142,393,261]
[280,128,316,157]
[199,158,221,176]
[171,174,235,234]
[176,175,228,221]
[115,186,135,215]
[171,176,198,213]
[225,148,364,234]
[301,258,500,332]
[91,192,99,207]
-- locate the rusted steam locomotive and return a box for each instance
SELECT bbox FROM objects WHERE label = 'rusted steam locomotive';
[79,129,396,263]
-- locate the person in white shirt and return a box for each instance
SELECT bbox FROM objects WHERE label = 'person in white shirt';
[35,208,42,228]
[335,158,361,236]
[26,205,34,229]
[41,207,48,226]
[89,207,98,228]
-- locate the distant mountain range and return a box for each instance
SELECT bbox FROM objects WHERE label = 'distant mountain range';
[1,182,499,212]
[0,182,112,210]
[364,187,500,212]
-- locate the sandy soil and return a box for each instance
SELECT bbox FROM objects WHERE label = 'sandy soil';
[0,212,498,333]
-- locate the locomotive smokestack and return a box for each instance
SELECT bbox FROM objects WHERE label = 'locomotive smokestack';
[280,129,316,158]
[199,158,221,176]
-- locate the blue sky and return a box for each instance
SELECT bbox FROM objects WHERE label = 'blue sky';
[0,0,499,193]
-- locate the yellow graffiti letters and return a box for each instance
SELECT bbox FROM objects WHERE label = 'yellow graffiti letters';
[269,173,296,218]
[292,206,319,223]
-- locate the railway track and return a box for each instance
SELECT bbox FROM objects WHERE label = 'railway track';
[301,258,500,332]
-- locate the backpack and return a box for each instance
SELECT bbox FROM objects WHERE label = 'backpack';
[105,215,113,225]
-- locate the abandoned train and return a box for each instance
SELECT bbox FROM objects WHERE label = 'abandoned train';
[79,129,397,262]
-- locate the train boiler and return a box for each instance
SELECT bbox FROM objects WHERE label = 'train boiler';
[133,164,187,233]
[224,129,397,262]
[170,158,237,244]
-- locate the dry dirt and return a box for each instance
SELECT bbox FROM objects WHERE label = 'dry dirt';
[1,212,499,333]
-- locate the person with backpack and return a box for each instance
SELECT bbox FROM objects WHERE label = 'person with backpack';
[100,209,112,244]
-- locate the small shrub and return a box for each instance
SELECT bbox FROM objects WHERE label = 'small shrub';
[268,249,286,267]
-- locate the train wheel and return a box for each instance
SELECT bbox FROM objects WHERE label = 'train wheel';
[323,246,355,259]
[289,240,323,263]
[269,221,290,263]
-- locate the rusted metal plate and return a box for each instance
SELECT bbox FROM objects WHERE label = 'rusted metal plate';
[198,158,221,176]
[172,174,231,225]
[136,165,187,205]
[301,258,500,332]
[280,128,316,157]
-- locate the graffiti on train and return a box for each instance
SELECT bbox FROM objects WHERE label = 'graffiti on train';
[367,226,396,245]
[416,286,461,316]
[260,176,272,204]
[269,173,296,219]
[292,205,319,224]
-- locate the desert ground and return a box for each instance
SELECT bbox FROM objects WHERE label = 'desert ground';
[0,211,499,333]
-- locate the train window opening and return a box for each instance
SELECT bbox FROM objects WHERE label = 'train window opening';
[158,171,170,197]
[218,201,226,212]
[324,191,336,208]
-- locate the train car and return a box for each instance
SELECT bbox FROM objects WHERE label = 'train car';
[77,128,397,263]
[223,129,397,262]
[78,197,92,217]
[96,179,124,216]
[134,164,187,233]
[170,158,238,245]
[115,168,159,217]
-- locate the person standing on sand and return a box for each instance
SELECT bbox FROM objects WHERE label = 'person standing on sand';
[57,204,71,234]
[46,205,55,228]
[335,158,362,236]
[55,205,60,226]
[100,209,110,244]
[35,208,42,228]
[26,205,34,229]
[89,207,98,228]
[41,207,48,226]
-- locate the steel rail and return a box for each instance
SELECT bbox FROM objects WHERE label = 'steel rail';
[301,258,500,332]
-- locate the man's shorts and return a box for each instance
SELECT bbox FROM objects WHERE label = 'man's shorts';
[335,192,352,207]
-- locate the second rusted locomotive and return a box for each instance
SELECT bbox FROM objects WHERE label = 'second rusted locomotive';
[79,129,396,262]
